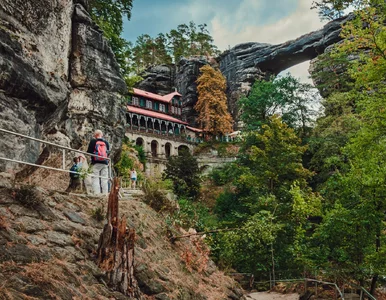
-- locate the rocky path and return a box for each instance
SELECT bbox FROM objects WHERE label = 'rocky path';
[247,292,299,300]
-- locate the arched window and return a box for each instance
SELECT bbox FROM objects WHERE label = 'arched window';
[165,143,172,158]
[151,140,159,157]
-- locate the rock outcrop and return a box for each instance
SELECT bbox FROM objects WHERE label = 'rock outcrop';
[0,184,246,299]
[0,0,126,176]
[136,64,176,96]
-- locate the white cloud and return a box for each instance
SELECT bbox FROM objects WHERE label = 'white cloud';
[210,0,325,49]
[206,0,327,84]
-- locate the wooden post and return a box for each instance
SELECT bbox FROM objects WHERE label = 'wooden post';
[97,178,139,297]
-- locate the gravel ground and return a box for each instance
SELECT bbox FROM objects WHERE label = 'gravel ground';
[247,292,299,300]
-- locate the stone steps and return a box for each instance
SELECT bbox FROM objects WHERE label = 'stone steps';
[119,188,144,201]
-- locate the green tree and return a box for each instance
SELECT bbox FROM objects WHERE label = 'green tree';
[213,116,320,277]
[162,150,200,200]
[306,1,386,294]
[89,0,134,78]
[311,0,363,20]
[195,65,233,136]
[239,75,317,137]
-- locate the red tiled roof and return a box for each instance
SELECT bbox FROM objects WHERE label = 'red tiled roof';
[187,126,203,133]
[127,106,188,125]
[162,91,182,102]
[132,88,182,104]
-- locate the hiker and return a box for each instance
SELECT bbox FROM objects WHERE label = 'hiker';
[130,168,137,189]
[87,130,110,195]
[66,157,81,192]
[77,154,92,194]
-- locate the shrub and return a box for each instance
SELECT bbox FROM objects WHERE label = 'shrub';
[142,179,177,213]
[163,150,200,200]
[172,199,217,232]
[91,206,105,222]
[134,145,146,167]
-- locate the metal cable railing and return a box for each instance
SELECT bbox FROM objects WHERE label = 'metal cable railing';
[249,277,377,300]
[0,128,112,180]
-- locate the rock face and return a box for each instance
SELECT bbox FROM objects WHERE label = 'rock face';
[219,14,354,124]
[0,0,126,175]
[136,15,352,128]
[137,64,176,96]
[0,184,246,299]
[175,57,209,126]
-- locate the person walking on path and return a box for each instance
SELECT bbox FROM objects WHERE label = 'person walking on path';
[87,129,110,195]
[130,168,137,189]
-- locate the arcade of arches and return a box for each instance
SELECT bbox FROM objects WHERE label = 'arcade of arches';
[126,131,195,177]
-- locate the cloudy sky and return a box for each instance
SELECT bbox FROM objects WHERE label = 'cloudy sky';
[122,0,327,83]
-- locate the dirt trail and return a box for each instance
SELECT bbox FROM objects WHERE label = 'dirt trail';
[247,292,299,300]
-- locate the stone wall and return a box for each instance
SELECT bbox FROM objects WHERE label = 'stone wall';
[0,0,126,177]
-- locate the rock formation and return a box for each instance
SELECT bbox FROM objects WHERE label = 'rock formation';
[0,0,126,175]
[0,185,246,299]
[136,14,353,128]
[219,14,353,124]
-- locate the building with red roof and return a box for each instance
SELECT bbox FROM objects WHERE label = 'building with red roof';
[127,88,203,145]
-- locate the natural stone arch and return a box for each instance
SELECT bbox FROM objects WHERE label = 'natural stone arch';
[178,145,190,156]
[165,142,172,158]
[151,140,159,157]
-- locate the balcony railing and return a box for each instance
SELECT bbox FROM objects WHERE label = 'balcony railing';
[126,125,203,144]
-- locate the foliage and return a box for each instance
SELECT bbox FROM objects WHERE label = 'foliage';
[134,144,146,167]
[210,116,320,277]
[305,0,386,293]
[89,0,133,78]
[239,75,318,137]
[91,205,105,222]
[195,65,233,136]
[115,144,134,178]
[307,92,360,186]
[142,178,177,213]
[209,163,237,186]
[170,199,218,232]
[311,0,363,20]
[132,21,220,71]
[163,150,200,200]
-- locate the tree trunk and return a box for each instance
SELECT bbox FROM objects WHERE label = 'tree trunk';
[97,177,139,298]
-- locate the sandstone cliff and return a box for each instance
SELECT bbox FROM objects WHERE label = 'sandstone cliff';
[0,0,126,177]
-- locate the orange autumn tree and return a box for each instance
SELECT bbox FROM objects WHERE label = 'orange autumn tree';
[195,65,233,136]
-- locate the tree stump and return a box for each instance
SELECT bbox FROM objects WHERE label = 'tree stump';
[97,177,139,297]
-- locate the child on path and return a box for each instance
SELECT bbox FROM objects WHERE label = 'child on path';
[66,157,81,192]
[130,168,137,189]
